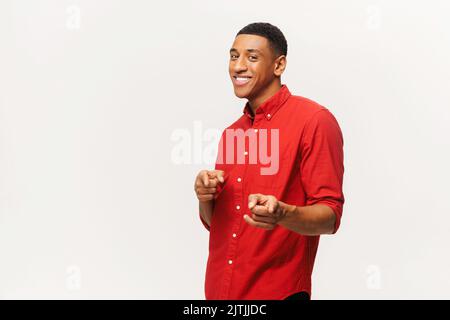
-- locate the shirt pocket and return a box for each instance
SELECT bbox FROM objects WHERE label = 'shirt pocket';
[250,151,292,193]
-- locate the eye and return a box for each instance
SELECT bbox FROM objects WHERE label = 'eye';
[249,55,258,61]
[230,54,238,60]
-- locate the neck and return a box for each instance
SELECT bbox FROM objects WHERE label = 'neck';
[247,80,282,115]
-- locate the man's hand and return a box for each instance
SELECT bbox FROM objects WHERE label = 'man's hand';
[194,170,225,202]
[244,194,288,230]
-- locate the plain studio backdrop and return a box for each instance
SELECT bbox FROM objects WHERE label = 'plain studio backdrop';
[1,0,449,299]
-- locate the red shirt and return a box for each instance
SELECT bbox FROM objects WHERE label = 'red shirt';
[199,85,344,299]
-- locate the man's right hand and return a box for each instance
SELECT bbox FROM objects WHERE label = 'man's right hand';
[194,170,225,202]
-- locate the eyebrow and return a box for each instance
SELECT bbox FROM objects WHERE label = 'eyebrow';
[229,48,263,54]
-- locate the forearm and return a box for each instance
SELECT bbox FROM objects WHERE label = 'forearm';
[277,203,336,236]
[199,200,215,227]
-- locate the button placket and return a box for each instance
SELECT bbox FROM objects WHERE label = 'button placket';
[222,167,244,299]
[222,122,259,299]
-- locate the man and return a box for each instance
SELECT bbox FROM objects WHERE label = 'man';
[194,22,344,300]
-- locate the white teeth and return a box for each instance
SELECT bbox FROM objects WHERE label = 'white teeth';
[236,77,250,81]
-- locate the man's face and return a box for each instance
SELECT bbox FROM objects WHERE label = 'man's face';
[229,34,278,100]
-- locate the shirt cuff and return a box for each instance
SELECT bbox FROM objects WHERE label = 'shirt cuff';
[315,201,342,234]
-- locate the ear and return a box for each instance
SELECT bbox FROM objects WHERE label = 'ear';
[274,55,287,77]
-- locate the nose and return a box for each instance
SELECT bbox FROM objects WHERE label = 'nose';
[233,57,247,73]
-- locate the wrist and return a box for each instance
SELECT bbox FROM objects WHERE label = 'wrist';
[277,202,296,224]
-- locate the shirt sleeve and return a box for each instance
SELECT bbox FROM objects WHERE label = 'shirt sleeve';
[299,109,345,234]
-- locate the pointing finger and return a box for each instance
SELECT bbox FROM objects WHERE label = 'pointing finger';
[216,170,225,183]
[248,194,263,210]
[268,199,276,214]
[251,204,270,216]
[208,170,225,184]
[201,171,209,187]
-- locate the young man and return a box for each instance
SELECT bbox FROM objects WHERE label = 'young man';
[194,23,345,300]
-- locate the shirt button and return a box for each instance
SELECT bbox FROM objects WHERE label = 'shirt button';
[237,177,242,182]
[254,129,258,133]
[267,113,271,118]
[244,151,248,156]
[236,205,240,210]
[232,233,237,238]
[228,260,233,265]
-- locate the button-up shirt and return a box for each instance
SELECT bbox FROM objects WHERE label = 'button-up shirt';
[199,85,344,299]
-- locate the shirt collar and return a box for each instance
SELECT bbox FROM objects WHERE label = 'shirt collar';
[243,84,291,121]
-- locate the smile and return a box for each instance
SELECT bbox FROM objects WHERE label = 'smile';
[233,76,252,86]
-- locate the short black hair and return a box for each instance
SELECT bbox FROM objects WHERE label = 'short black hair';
[236,22,287,57]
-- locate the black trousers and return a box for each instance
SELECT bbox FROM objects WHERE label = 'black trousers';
[284,291,310,300]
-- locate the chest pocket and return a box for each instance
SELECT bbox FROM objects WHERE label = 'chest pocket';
[248,149,295,194]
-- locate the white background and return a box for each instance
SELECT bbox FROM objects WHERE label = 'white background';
[1,0,450,299]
